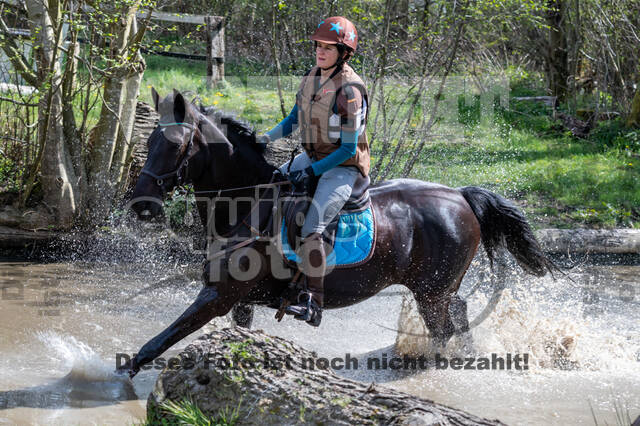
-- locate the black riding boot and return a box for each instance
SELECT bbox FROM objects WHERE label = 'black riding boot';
[285,232,325,326]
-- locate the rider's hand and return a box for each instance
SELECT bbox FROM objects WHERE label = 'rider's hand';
[288,166,315,192]
[272,169,287,183]
[256,134,271,150]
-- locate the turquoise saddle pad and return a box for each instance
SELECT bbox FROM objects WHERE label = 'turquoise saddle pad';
[281,205,375,267]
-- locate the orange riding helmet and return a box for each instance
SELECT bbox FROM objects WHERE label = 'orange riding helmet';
[311,16,358,52]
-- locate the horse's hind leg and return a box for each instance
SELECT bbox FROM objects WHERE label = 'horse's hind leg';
[231,303,254,328]
[414,294,456,348]
[449,294,475,353]
[449,294,470,334]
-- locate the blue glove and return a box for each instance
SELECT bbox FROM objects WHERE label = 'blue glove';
[288,166,315,193]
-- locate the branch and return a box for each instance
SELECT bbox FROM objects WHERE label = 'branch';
[56,43,108,77]
[0,17,39,86]
[401,12,467,178]
[0,95,38,106]
[124,6,153,54]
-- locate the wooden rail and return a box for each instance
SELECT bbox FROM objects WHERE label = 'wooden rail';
[136,10,205,25]
[136,10,225,87]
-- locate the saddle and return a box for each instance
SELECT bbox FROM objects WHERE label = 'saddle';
[280,173,374,267]
[274,173,375,322]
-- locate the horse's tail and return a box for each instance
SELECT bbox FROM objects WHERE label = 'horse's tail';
[459,186,558,276]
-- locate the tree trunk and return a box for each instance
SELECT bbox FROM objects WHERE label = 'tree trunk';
[270,6,287,118]
[282,21,298,72]
[628,89,640,128]
[114,69,146,190]
[85,2,142,225]
[110,16,146,191]
[547,0,569,102]
[627,64,640,127]
[148,328,507,425]
[62,0,86,207]
[23,0,78,228]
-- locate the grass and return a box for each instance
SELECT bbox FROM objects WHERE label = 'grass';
[141,398,241,426]
[140,55,297,131]
[139,55,640,228]
[406,122,640,228]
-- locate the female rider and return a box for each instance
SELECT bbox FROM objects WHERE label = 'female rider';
[258,16,370,327]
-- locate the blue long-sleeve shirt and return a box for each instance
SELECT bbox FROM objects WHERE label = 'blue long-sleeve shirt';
[266,104,359,176]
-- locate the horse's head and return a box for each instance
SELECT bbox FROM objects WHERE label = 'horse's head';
[130,88,233,220]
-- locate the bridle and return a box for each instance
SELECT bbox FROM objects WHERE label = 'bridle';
[141,121,197,188]
[138,118,296,259]
[140,120,296,195]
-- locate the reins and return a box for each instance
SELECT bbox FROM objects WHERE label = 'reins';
[192,181,290,197]
[205,175,284,261]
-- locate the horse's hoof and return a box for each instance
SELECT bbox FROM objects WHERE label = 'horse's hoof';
[115,359,140,379]
[113,367,136,380]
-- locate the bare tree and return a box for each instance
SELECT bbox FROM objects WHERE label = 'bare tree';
[0,0,152,228]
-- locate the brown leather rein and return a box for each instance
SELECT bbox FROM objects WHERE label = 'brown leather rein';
[194,178,291,261]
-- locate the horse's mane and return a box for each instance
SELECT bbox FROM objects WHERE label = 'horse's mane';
[198,104,275,180]
[199,105,265,154]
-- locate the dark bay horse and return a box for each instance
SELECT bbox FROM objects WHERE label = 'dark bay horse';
[124,89,556,377]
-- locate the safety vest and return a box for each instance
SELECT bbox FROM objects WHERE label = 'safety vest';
[296,64,370,177]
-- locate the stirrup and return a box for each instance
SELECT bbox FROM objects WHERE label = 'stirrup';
[284,292,321,326]
[284,291,313,320]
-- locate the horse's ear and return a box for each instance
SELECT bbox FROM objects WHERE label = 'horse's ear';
[151,87,160,111]
[173,91,186,123]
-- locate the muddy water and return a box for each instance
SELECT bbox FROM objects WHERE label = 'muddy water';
[0,257,638,425]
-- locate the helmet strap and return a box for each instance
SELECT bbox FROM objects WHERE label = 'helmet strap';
[320,52,347,71]
[315,41,349,70]
[319,56,343,71]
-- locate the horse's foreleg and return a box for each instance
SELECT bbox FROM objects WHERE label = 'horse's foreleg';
[124,285,238,377]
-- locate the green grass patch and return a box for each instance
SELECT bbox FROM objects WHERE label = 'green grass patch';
[139,56,640,228]
[408,122,640,228]
[141,398,241,426]
[140,55,296,131]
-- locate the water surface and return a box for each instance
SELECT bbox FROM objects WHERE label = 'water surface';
[0,257,638,425]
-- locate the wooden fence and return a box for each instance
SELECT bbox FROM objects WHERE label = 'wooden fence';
[0,4,225,88]
[137,10,225,88]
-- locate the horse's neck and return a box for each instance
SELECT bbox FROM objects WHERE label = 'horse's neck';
[192,188,275,239]
[191,146,275,237]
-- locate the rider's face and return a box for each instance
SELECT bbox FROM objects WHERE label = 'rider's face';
[316,42,340,69]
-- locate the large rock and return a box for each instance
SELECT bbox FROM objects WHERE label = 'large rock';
[148,327,505,425]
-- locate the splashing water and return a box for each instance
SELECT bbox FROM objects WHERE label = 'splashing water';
[396,263,640,374]
[36,332,121,382]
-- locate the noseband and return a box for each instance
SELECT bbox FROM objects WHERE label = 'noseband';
[141,121,197,188]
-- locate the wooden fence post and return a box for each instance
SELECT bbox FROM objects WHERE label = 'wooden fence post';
[205,16,224,89]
